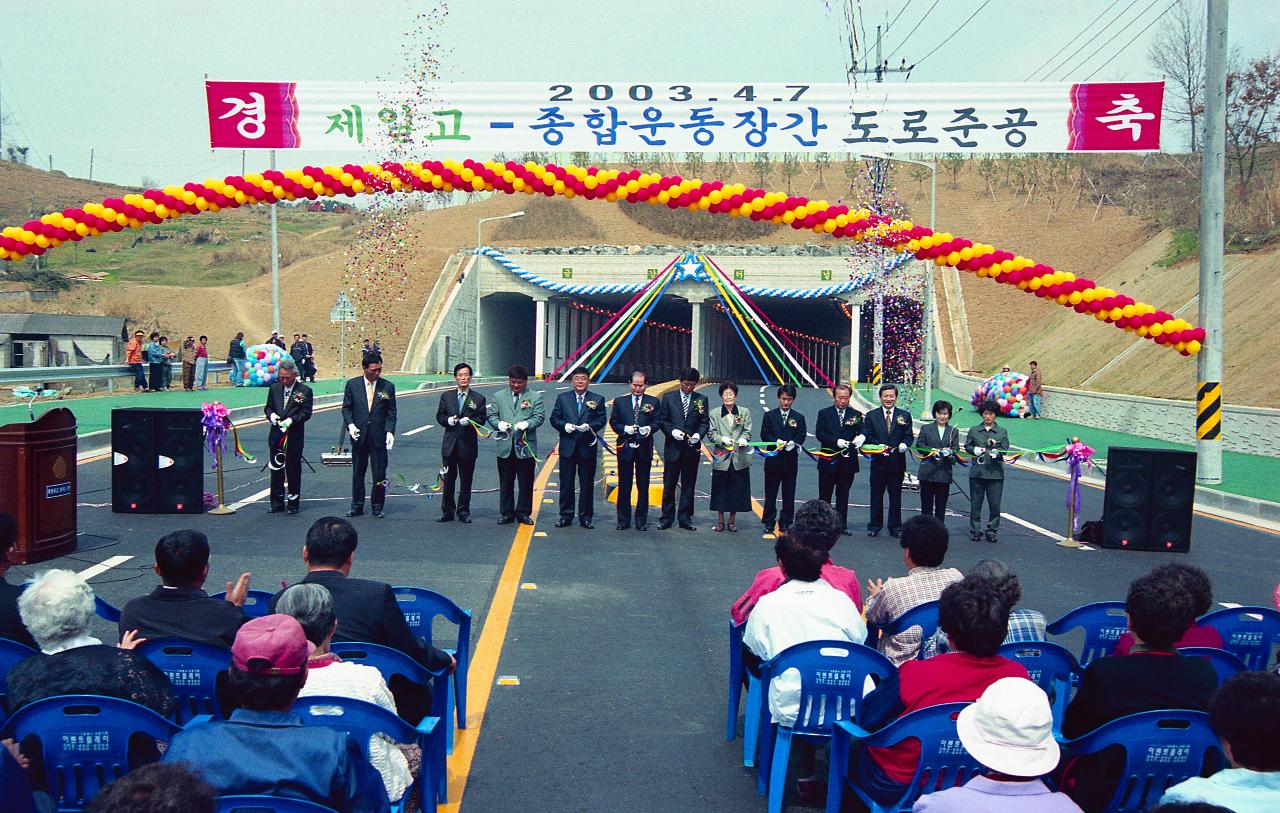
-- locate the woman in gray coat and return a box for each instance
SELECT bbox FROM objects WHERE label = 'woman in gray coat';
[708,382,753,532]
[915,399,961,521]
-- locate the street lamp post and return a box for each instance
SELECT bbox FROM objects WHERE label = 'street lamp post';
[859,153,937,417]
[473,211,525,375]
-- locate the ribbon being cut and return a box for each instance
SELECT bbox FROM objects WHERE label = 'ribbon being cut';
[201,401,255,469]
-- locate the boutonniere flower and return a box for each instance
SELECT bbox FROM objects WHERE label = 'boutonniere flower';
[787,418,798,428]
[642,403,654,414]
[379,391,390,401]
[733,414,744,426]
[895,415,906,426]
[844,417,859,427]
[293,393,306,404]
[520,399,531,410]
[466,399,476,410]
[695,401,705,414]
[586,400,598,410]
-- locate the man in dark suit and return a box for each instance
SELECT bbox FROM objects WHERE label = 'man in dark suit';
[435,362,487,523]
[864,383,914,537]
[341,353,397,518]
[118,530,250,649]
[300,333,317,381]
[608,370,661,531]
[0,512,36,648]
[760,383,808,534]
[550,366,608,529]
[270,517,455,722]
[658,367,711,531]
[264,357,314,514]
[814,384,864,535]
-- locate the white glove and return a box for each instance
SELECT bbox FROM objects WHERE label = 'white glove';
[447,415,459,426]
[853,434,866,448]
[348,424,360,442]
[671,428,686,441]
[269,412,281,425]
[624,425,637,435]
[385,432,395,450]
[785,440,796,452]
[638,426,651,437]
[992,451,1002,460]
[564,423,578,433]
[279,418,292,431]
[737,437,749,448]
[515,421,529,431]
[939,448,952,458]
[837,438,851,449]
[898,442,908,453]
[497,420,511,432]
[689,432,701,444]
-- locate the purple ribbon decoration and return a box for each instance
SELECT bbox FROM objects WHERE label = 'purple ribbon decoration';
[1064,440,1096,531]
[201,402,231,469]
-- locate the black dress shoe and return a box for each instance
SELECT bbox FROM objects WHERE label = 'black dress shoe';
[889,529,901,538]
[437,515,455,523]
[372,507,384,518]
[458,516,472,524]
[617,522,630,531]
[580,520,595,529]
[679,522,697,531]
[986,532,998,544]
[518,515,534,525]
[657,521,673,530]
[346,508,364,517]
[497,516,515,525]
[554,518,573,528]
[267,506,286,514]
[867,528,881,537]
[842,529,853,536]
[286,505,300,515]
[635,524,648,532]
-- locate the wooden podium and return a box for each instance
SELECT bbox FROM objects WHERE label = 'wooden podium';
[0,408,78,563]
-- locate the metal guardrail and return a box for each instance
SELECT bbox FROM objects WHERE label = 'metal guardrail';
[0,362,232,386]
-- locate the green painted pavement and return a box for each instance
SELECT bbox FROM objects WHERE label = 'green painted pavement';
[856,384,1280,504]
[0,375,452,437]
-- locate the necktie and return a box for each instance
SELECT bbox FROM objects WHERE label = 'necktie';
[366,381,374,411]
[838,409,845,425]
[885,409,892,427]
[457,391,465,415]
[682,394,689,418]
[576,394,584,418]
[283,386,291,406]
[633,396,640,416]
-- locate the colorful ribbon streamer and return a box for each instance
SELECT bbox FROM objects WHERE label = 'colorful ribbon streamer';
[201,401,256,469]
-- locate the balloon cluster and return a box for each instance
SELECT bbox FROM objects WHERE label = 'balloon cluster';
[972,370,1032,418]
[241,344,290,387]
[0,158,1203,356]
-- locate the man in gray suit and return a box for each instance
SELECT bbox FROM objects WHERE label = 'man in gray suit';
[486,364,545,525]
[965,399,1011,543]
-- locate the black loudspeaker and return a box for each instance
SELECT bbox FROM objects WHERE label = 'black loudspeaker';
[112,408,204,513]
[1099,447,1196,552]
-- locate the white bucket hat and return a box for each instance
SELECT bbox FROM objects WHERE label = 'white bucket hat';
[955,677,1060,777]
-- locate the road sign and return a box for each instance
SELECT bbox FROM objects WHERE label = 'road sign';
[330,291,357,323]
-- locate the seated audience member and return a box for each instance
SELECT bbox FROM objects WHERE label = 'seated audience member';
[0,512,37,648]
[913,677,1082,812]
[731,499,863,624]
[1113,562,1223,655]
[7,569,174,717]
[1146,804,1236,813]
[926,559,1046,657]
[163,614,390,812]
[851,577,1029,807]
[1,740,50,813]
[744,532,867,803]
[270,517,455,723]
[1160,671,1280,813]
[864,515,963,666]
[1062,570,1218,813]
[278,583,413,803]
[119,529,250,649]
[86,762,215,813]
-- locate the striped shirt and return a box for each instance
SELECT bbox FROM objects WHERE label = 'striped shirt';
[865,566,963,666]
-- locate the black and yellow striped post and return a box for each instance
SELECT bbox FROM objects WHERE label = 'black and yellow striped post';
[1196,381,1222,441]
[870,363,882,387]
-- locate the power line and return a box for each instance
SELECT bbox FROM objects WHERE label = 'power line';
[1057,0,1164,80]
[1085,0,1181,80]
[911,0,993,68]
[1023,0,1125,81]
[856,0,915,70]
[883,0,941,62]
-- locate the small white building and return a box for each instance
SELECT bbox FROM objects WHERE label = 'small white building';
[0,314,126,369]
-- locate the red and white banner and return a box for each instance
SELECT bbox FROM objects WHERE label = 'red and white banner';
[206,80,1164,154]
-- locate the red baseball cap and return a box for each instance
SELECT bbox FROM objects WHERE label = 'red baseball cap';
[232,614,309,675]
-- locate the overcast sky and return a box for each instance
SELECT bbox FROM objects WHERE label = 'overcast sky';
[1,0,1275,187]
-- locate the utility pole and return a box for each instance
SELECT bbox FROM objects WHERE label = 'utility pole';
[849,25,914,83]
[47,154,52,172]
[1195,0,1227,484]
[269,150,281,335]
[89,148,94,181]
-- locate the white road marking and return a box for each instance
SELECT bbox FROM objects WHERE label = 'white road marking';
[1001,512,1065,541]
[229,487,273,511]
[403,424,434,436]
[77,555,133,581]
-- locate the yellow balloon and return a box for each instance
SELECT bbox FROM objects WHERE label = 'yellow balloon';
[1187,339,1202,354]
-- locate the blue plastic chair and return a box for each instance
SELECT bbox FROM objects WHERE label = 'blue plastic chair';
[1196,605,1280,671]
[1178,646,1249,685]
[292,695,439,813]
[826,702,979,813]
[93,596,121,623]
[997,641,1080,735]
[137,638,231,724]
[210,589,275,619]
[329,641,449,806]
[0,637,37,714]
[726,620,767,768]
[214,796,340,813]
[0,694,183,811]
[1046,601,1128,667]
[753,641,895,812]
[866,600,940,661]
[0,746,39,813]
[1057,709,1222,813]
[391,586,472,735]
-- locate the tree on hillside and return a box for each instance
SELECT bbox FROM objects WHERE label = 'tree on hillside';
[753,152,772,187]
[5,145,29,165]
[780,153,802,194]
[811,152,831,190]
[571,151,591,168]
[683,151,704,180]
[937,154,966,189]
[975,156,999,201]
[1225,53,1280,196]
[1147,0,1206,151]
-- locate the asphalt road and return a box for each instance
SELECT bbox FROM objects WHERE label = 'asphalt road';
[29,380,1279,812]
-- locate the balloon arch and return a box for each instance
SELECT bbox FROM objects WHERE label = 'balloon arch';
[0,158,1203,357]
